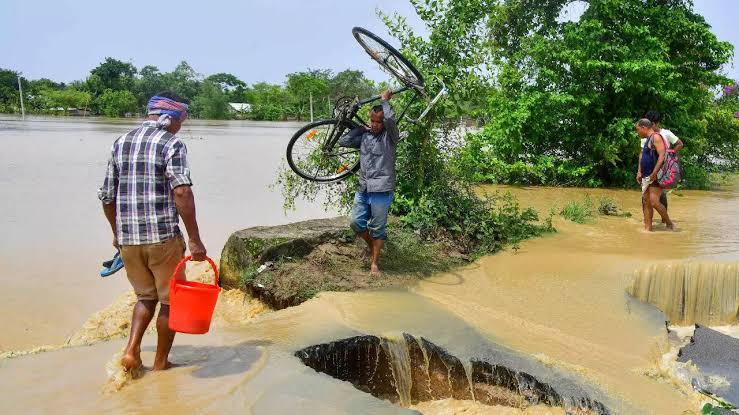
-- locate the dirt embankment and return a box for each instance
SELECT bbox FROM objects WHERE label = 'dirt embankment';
[219,217,467,309]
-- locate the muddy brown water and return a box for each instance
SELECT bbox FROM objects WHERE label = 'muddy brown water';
[1,116,738,414]
[0,116,336,351]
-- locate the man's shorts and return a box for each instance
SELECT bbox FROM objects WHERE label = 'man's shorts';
[350,191,394,240]
[120,235,186,304]
[641,177,653,194]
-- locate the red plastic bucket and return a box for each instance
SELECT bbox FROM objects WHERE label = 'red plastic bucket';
[169,256,221,334]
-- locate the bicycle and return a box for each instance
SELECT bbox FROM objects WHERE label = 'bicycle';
[286,26,447,183]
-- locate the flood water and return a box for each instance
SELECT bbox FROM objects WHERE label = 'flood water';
[1,116,737,414]
[0,115,336,351]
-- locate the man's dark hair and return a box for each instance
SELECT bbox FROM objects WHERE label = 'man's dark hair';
[637,118,653,128]
[154,90,188,104]
[644,110,661,124]
[371,104,383,113]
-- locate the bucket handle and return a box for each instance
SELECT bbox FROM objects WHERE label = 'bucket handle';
[172,255,219,286]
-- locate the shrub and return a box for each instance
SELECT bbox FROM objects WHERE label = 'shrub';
[598,197,620,216]
[560,196,595,224]
[397,176,554,256]
[97,89,138,117]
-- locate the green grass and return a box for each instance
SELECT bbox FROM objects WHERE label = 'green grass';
[560,196,595,224]
[237,224,467,308]
[381,226,463,275]
[239,264,259,286]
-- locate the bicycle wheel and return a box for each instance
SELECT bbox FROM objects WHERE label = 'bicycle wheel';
[352,27,424,91]
[286,119,361,183]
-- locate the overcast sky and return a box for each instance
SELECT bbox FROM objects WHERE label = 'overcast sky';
[1,0,736,84]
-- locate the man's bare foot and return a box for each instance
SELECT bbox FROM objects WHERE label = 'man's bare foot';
[370,263,381,276]
[121,352,142,372]
[152,360,178,371]
[666,221,675,230]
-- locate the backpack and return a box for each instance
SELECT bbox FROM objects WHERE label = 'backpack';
[654,135,682,188]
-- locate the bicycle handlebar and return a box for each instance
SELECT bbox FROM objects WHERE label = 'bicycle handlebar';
[406,81,447,124]
[351,79,447,125]
[357,86,413,106]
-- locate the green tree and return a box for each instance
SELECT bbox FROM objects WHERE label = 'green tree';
[192,80,230,119]
[37,89,92,113]
[135,65,167,108]
[88,57,137,94]
[29,78,64,93]
[206,73,247,102]
[97,89,138,117]
[247,82,290,120]
[709,82,739,170]
[461,0,735,188]
[719,82,739,115]
[28,79,66,111]
[286,69,331,120]
[328,69,377,101]
[162,61,202,103]
[0,68,28,113]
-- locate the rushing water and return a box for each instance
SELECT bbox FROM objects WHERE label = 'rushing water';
[1,116,738,414]
[629,262,738,325]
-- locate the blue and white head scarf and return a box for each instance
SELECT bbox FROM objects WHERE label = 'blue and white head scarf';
[147,96,189,129]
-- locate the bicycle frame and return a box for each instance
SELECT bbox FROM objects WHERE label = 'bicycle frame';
[321,81,447,153]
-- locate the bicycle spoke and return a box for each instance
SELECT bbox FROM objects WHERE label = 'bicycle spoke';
[289,116,364,181]
[354,28,423,90]
[330,150,360,157]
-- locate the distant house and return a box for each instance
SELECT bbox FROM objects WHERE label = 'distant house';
[229,102,252,117]
[49,107,91,116]
[68,108,92,116]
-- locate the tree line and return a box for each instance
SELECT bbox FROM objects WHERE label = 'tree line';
[0,59,381,120]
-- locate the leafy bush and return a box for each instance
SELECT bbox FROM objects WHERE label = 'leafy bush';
[560,196,595,224]
[97,89,138,117]
[191,80,229,120]
[397,176,554,256]
[456,133,599,186]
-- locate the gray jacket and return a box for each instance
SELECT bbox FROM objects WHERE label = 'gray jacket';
[338,100,399,193]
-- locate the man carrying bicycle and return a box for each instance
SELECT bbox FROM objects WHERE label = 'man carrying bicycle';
[339,90,398,276]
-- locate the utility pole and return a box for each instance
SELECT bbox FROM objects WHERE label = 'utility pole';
[17,76,25,120]
[309,91,314,122]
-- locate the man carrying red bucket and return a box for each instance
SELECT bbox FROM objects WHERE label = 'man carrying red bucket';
[98,92,212,372]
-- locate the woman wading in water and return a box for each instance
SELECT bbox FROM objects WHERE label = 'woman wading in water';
[636,118,674,231]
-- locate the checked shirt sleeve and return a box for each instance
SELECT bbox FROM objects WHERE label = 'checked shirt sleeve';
[164,138,193,189]
[97,143,118,204]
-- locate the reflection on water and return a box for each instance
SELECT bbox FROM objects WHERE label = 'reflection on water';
[1,116,738,414]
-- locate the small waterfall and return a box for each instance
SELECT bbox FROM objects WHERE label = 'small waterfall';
[628,262,739,325]
[418,339,434,400]
[381,334,413,406]
[295,333,609,414]
[461,360,477,402]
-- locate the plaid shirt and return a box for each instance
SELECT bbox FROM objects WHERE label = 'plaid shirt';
[98,121,192,245]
